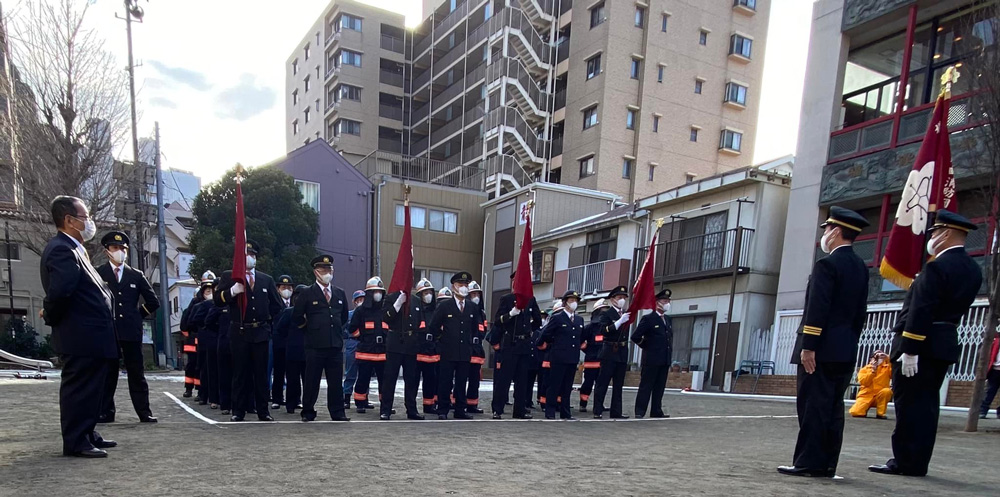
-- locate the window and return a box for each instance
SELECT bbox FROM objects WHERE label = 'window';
[690,128,699,142]
[0,242,20,261]
[316,65,320,79]
[315,99,320,111]
[339,84,362,101]
[586,54,601,79]
[292,58,299,75]
[657,65,664,83]
[304,107,310,124]
[341,13,362,31]
[694,80,703,94]
[337,119,361,136]
[582,106,598,129]
[396,205,427,229]
[292,120,299,135]
[730,34,753,58]
[720,129,743,152]
[428,209,458,233]
[725,82,748,105]
[661,14,669,32]
[292,89,299,105]
[626,109,636,130]
[634,7,645,27]
[304,43,311,61]
[304,76,311,92]
[341,49,362,67]
[395,205,451,232]
[652,115,659,132]
[586,227,617,263]
[622,158,633,179]
[664,211,728,273]
[449,0,457,12]
[630,58,641,79]
[579,156,595,178]
[734,0,756,10]
[648,165,655,182]
[294,180,320,212]
[590,2,605,28]
[699,30,708,45]
[326,120,335,139]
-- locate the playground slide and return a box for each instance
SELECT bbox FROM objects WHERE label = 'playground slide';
[0,347,54,370]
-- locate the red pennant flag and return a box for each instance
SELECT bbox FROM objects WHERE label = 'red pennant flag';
[879,93,956,290]
[388,202,414,309]
[231,172,248,318]
[626,232,658,326]
[512,214,533,309]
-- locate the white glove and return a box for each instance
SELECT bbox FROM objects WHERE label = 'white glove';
[231,282,245,296]
[509,307,521,317]
[614,313,631,329]
[899,353,918,377]
[394,293,406,312]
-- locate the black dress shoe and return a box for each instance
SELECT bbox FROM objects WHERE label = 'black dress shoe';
[468,408,485,414]
[97,415,115,424]
[650,413,669,418]
[454,412,473,420]
[139,416,158,423]
[438,414,448,420]
[593,413,603,419]
[93,439,117,449]
[380,414,391,420]
[579,407,588,412]
[777,466,830,477]
[868,464,902,475]
[67,448,107,458]
[230,415,245,422]
[876,415,889,420]
[492,413,503,420]
[980,412,988,419]
[356,407,366,414]
[407,413,426,420]
[635,414,645,419]
[271,403,281,409]
[220,409,231,415]
[514,413,533,420]
[301,414,316,422]
[287,409,297,414]
[545,415,556,420]
[561,416,576,420]
[610,414,630,419]
[247,409,257,415]
[331,416,351,422]
[182,391,192,398]
[198,399,208,406]
[258,415,274,421]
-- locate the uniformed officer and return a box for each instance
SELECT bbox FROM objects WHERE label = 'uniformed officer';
[270,274,294,409]
[428,272,481,419]
[465,281,488,414]
[180,273,213,399]
[778,206,869,478]
[213,240,283,422]
[537,300,562,410]
[525,309,549,410]
[490,273,542,420]
[95,231,160,423]
[593,286,632,419]
[191,281,221,409]
[204,288,234,415]
[632,289,673,419]
[349,276,389,413]
[344,290,364,409]
[869,210,982,477]
[419,286,451,414]
[538,291,586,420]
[292,255,351,422]
[274,284,302,414]
[579,298,609,412]
[381,282,425,420]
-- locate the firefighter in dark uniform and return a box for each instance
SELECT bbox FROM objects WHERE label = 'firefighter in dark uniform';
[205,291,233,414]
[537,301,561,410]
[275,284,306,414]
[213,240,283,422]
[271,274,294,409]
[538,291,586,420]
[593,286,632,419]
[465,281,487,414]
[579,298,609,412]
[525,309,549,409]
[428,272,481,419]
[490,273,542,419]
[419,286,450,414]
[348,276,389,413]
[191,283,221,409]
[778,207,869,478]
[869,210,983,477]
[381,281,426,420]
[179,272,214,399]
[292,254,351,421]
[95,231,160,423]
[632,289,673,418]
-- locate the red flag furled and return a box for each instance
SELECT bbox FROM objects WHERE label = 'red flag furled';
[231,166,248,318]
[388,198,414,300]
[626,230,658,326]
[879,70,958,290]
[511,206,534,309]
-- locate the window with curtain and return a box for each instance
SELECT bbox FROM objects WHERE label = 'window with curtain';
[294,180,320,212]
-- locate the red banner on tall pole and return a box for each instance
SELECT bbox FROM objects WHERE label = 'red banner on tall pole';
[388,197,414,298]
[231,166,248,318]
[626,231,658,326]
[512,206,534,309]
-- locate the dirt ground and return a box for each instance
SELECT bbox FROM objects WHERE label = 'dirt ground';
[0,372,997,497]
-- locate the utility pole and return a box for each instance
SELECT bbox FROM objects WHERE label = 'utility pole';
[154,122,172,368]
[120,0,145,271]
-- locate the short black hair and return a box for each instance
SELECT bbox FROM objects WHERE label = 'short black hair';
[50,196,82,228]
[841,227,860,242]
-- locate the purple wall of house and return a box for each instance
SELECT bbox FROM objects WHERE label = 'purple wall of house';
[273,141,372,296]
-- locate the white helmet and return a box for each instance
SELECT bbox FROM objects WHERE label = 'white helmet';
[593,298,610,310]
[468,281,483,294]
[365,276,385,291]
[415,278,434,294]
[201,270,216,283]
[437,287,453,300]
[552,299,564,313]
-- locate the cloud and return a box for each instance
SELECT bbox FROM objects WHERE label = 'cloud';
[148,60,212,91]
[145,78,171,90]
[214,74,276,121]
[149,96,178,109]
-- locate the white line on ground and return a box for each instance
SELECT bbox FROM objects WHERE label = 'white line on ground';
[163,391,221,426]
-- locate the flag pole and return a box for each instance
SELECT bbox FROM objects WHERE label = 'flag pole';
[920,66,959,269]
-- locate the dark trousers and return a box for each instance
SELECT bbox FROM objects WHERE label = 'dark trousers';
[890,358,950,476]
[101,340,152,419]
[201,339,220,404]
[525,368,541,407]
[60,355,111,454]
[183,349,199,392]
[382,352,419,416]
[437,360,469,416]
[197,346,209,401]
[635,364,670,417]
[491,352,530,416]
[538,368,550,405]
[793,362,853,472]
[271,347,287,405]
[231,339,270,418]
[579,367,600,407]
[354,359,384,407]
[466,360,483,409]
[546,363,576,419]
[979,368,1000,416]
[593,360,627,417]
[418,360,439,412]
[218,341,233,410]
[302,347,346,419]
[285,359,305,412]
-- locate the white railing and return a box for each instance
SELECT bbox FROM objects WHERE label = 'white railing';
[566,261,606,295]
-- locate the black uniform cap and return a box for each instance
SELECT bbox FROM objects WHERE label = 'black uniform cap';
[101,231,130,248]
[820,206,869,233]
[451,271,472,283]
[277,275,294,286]
[929,209,977,233]
[311,254,334,267]
[607,286,629,298]
[245,239,261,255]
[562,290,582,301]
[655,289,672,300]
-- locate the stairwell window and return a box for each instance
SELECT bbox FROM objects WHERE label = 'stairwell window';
[657,65,664,83]
[690,127,699,142]
[622,158,633,179]
[630,58,641,79]
[694,79,703,94]
[304,43,311,61]
[292,89,299,105]
[661,13,669,32]
[586,54,601,80]
[582,106,599,130]
[590,2,606,29]
[579,155,596,178]
[634,7,645,28]
[652,115,660,132]
[292,119,299,135]
[626,109,636,130]
[304,107,310,124]
[304,76,311,92]
[699,30,708,46]
[648,164,655,181]
[292,58,299,75]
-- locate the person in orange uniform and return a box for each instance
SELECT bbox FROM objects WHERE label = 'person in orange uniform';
[465,281,487,414]
[348,276,389,413]
[850,350,892,419]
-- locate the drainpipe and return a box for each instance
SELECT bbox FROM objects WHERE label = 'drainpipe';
[481,211,491,307]
[374,178,387,276]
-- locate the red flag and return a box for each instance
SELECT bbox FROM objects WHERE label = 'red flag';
[512,214,533,309]
[626,232,658,326]
[879,93,956,289]
[388,202,414,300]
[231,174,248,318]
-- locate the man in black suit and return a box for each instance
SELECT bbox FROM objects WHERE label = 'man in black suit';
[427,271,481,420]
[95,231,159,423]
[40,196,119,458]
[869,210,983,477]
[489,271,542,420]
[779,206,870,478]
[213,240,283,421]
[632,289,673,419]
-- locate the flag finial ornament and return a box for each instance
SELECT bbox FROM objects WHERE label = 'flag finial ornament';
[940,66,960,98]
[655,218,665,229]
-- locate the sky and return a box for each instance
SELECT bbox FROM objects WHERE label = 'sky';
[10,0,813,184]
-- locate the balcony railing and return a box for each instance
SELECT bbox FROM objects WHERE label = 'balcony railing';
[432,114,465,143]
[412,103,431,125]
[484,106,548,160]
[380,34,405,54]
[435,0,471,40]
[482,154,534,188]
[557,40,570,63]
[378,137,403,153]
[355,150,485,191]
[487,56,551,115]
[553,258,630,297]
[413,68,432,91]
[554,89,566,110]
[567,261,607,295]
[379,70,405,88]
[411,136,429,155]
[635,227,755,283]
[435,39,468,74]
[550,135,563,157]
[379,103,403,121]
[434,75,467,108]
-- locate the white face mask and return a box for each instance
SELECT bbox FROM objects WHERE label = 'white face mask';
[658,302,671,313]
[820,229,836,254]
[317,273,333,285]
[107,249,127,265]
[280,289,292,299]
[246,255,257,269]
[204,292,213,301]
[471,296,481,305]
[373,292,383,302]
[567,301,578,312]
[457,285,469,297]
[615,298,626,309]
[73,216,96,241]
[926,233,945,257]
[423,293,433,304]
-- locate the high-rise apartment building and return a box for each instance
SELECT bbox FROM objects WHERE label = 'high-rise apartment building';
[286,0,770,202]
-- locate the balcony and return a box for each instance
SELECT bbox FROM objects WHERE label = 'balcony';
[553,259,631,298]
[355,150,485,191]
[379,69,405,88]
[635,227,755,284]
[381,34,405,54]
[434,0,470,41]
[379,103,403,121]
[378,137,403,153]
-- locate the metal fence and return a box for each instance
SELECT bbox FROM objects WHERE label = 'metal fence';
[356,151,485,191]
[565,261,606,295]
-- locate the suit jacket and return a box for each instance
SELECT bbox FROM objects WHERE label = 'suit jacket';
[537,310,585,365]
[349,297,389,357]
[598,307,629,363]
[791,245,869,364]
[632,312,673,367]
[214,269,282,343]
[39,232,117,358]
[428,297,481,362]
[96,262,159,342]
[292,282,349,350]
[274,306,303,361]
[191,299,218,344]
[384,292,422,356]
[890,246,982,363]
[582,309,605,362]
[493,294,542,356]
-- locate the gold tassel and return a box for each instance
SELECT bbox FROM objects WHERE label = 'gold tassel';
[879,258,914,290]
